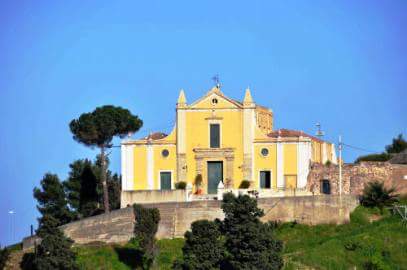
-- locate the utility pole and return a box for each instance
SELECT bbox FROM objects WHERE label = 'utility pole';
[338,135,343,197]
[8,210,15,244]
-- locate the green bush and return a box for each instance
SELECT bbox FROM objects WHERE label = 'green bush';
[221,193,283,269]
[239,180,251,189]
[177,193,283,269]
[175,181,187,190]
[176,220,224,269]
[132,204,160,269]
[0,247,10,270]
[360,181,399,213]
[355,153,391,163]
[32,215,78,270]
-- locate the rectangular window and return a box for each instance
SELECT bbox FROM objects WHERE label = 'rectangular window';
[260,171,271,189]
[321,179,331,194]
[160,172,172,190]
[210,124,220,148]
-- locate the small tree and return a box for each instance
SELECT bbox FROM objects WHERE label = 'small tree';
[34,173,73,225]
[385,134,407,154]
[180,220,224,270]
[132,204,160,268]
[221,193,283,269]
[361,180,399,213]
[64,156,121,218]
[63,159,93,216]
[108,173,121,210]
[33,215,78,270]
[69,105,142,212]
[78,165,100,217]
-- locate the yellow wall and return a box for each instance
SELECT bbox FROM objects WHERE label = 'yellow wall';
[253,144,277,188]
[133,145,147,190]
[326,143,332,162]
[283,144,297,175]
[312,141,322,163]
[153,145,177,189]
[184,108,244,189]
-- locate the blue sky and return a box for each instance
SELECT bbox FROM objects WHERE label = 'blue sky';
[0,1,405,246]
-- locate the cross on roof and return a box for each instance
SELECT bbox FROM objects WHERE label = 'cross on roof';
[212,74,221,88]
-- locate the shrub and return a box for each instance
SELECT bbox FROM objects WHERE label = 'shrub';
[355,153,391,163]
[0,247,10,270]
[132,204,160,269]
[239,180,251,189]
[178,194,283,270]
[221,193,283,269]
[177,220,225,269]
[32,215,78,270]
[175,181,187,190]
[361,181,399,214]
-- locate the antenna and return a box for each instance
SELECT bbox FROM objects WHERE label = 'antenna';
[315,122,325,138]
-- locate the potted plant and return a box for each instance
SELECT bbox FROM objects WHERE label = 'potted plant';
[194,174,203,195]
[175,181,187,190]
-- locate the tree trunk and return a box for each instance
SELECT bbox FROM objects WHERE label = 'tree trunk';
[101,146,110,213]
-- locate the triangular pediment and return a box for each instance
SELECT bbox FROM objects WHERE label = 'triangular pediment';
[189,87,243,109]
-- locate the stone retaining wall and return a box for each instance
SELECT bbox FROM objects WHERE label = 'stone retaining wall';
[23,195,358,250]
[307,162,407,195]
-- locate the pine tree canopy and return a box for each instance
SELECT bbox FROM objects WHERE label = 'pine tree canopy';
[69,105,142,147]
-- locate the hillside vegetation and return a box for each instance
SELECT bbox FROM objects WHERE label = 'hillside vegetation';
[70,206,407,270]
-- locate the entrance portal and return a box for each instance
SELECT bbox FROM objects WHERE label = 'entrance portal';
[207,161,223,194]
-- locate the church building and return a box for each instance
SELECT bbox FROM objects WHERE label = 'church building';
[121,85,337,195]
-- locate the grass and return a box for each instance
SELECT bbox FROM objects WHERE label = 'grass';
[74,239,185,270]
[276,206,407,269]
[72,206,406,269]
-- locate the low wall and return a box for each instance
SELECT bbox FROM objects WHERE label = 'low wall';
[23,195,358,250]
[121,189,189,207]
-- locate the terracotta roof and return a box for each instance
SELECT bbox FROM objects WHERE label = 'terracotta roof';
[142,132,168,140]
[267,129,324,142]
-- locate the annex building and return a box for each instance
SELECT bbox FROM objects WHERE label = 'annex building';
[121,85,337,198]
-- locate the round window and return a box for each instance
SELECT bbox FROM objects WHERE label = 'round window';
[162,149,169,157]
[261,148,269,157]
[211,98,218,105]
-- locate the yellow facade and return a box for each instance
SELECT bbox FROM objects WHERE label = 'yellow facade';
[121,86,337,194]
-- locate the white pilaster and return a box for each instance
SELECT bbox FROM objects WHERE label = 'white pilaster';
[176,109,186,153]
[276,142,284,188]
[243,106,255,181]
[147,144,154,189]
[297,142,311,188]
[176,107,187,183]
[331,144,338,164]
[121,144,134,191]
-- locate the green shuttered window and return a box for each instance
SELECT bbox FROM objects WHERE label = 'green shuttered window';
[210,124,220,148]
